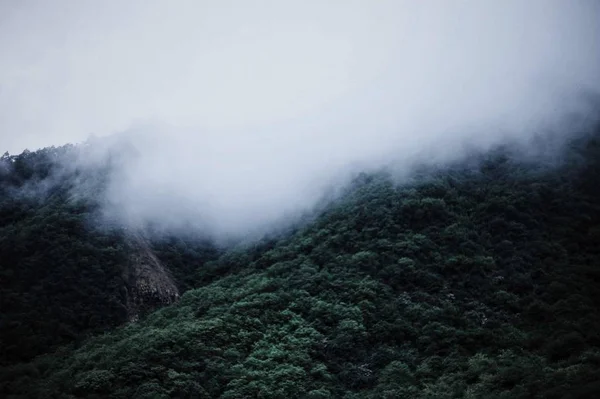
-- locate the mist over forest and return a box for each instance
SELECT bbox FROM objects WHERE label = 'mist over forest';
[1,1,600,398]
[2,1,600,238]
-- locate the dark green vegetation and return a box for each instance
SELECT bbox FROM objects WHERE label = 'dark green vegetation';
[0,147,220,365]
[1,127,600,398]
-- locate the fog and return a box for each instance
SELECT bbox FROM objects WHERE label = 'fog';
[2,1,600,238]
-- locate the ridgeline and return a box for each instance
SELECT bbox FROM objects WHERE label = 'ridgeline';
[1,126,600,398]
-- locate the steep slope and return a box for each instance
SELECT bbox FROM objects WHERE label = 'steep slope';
[2,128,600,398]
[123,232,180,321]
[0,147,219,365]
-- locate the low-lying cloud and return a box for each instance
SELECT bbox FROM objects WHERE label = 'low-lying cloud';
[2,1,600,238]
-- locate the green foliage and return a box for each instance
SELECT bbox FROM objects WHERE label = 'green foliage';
[2,127,600,397]
[0,146,220,366]
[0,146,130,364]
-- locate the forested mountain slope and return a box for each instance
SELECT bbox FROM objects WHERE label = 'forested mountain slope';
[0,146,220,365]
[1,127,600,398]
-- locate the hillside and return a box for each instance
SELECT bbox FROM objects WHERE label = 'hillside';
[1,127,600,398]
[0,146,221,365]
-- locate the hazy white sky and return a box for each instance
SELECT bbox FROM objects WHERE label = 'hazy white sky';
[2,0,598,154]
[1,0,599,236]
[0,0,394,152]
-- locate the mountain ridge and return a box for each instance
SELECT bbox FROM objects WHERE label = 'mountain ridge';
[1,125,600,397]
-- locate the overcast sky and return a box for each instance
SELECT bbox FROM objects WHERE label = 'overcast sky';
[1,0,599,236]
[2,0,599,154]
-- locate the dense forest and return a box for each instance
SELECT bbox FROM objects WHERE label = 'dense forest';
[0,146,221,365]
[1,123,600,398]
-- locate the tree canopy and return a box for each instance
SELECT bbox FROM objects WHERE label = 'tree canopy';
[1,127,600,398]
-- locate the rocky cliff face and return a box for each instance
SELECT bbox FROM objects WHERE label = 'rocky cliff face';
[123,232,179,321]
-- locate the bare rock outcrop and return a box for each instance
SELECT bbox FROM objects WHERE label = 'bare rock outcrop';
[122,232,179,321]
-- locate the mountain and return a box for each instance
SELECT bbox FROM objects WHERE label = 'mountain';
[0,146,221,366]
[1,125,600,398]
